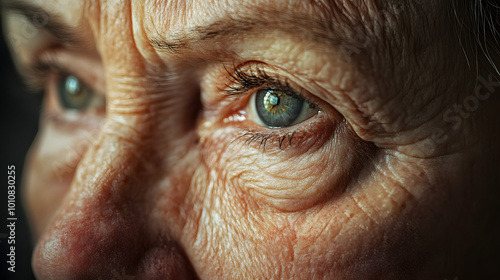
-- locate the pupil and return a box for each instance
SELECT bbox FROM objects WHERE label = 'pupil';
[65,75,81,95]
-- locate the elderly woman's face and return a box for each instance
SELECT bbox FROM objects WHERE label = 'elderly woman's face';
[3,0,500,279]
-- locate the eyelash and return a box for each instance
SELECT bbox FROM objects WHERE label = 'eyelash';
[223,65,293,96]
[231,131,298,151]
[223,65,309,151]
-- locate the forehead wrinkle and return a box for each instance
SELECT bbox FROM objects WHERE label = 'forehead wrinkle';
[312,0,390,32]
[143,0,396,58]
[144,0,342,55]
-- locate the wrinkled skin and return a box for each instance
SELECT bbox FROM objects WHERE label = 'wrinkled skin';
[3,0,500,279]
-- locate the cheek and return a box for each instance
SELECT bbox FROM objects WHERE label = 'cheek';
[183,161,299,279]
[288,156,459,278]
[187,115,452,278]
[181,118,374,278]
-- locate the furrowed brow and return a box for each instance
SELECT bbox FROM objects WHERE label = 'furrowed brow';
[148,5,344,55]
[2,0,87,47]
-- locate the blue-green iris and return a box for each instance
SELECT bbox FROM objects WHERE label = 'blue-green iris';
[255,88,303,128]
[57,75,92,110]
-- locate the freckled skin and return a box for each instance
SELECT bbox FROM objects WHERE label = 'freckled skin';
[4,0,500,279]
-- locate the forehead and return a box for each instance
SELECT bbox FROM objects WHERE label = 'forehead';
[4,0,385,47]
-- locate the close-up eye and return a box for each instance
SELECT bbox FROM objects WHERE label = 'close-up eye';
[24,52,105,116]
[223,65,322,130]
[250,87,319,128]
[46,71,105,115]
[56,74,94,111]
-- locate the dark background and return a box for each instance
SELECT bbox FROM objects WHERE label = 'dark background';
[1,8,40,280]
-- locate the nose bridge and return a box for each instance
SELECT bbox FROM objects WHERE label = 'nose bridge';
[33,118,161,279]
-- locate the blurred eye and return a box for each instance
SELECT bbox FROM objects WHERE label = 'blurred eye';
[250,88,318,128]
[56,74,96,111]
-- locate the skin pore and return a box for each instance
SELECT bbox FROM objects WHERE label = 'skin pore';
[2,0,500,279]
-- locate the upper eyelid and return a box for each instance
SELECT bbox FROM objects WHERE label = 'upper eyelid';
[221,64,328,114]
[23,50,105,95]
[222,65,295,96]
[24,59,82,93]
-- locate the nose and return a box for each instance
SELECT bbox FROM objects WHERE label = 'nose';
[32,126,195,280]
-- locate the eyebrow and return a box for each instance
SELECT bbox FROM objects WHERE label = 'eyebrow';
[2,0,88,47]
[2,0,372,56]
[148,5,344,55]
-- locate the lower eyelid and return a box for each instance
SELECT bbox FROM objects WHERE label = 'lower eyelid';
[228,110,334,152]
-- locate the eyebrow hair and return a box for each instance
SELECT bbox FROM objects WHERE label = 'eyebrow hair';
[2,0,87,47]
[148,5,344,55]
[2,0,375,57]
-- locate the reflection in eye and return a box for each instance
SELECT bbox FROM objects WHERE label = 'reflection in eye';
[253,88,318,128]
[56,75,94,110]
